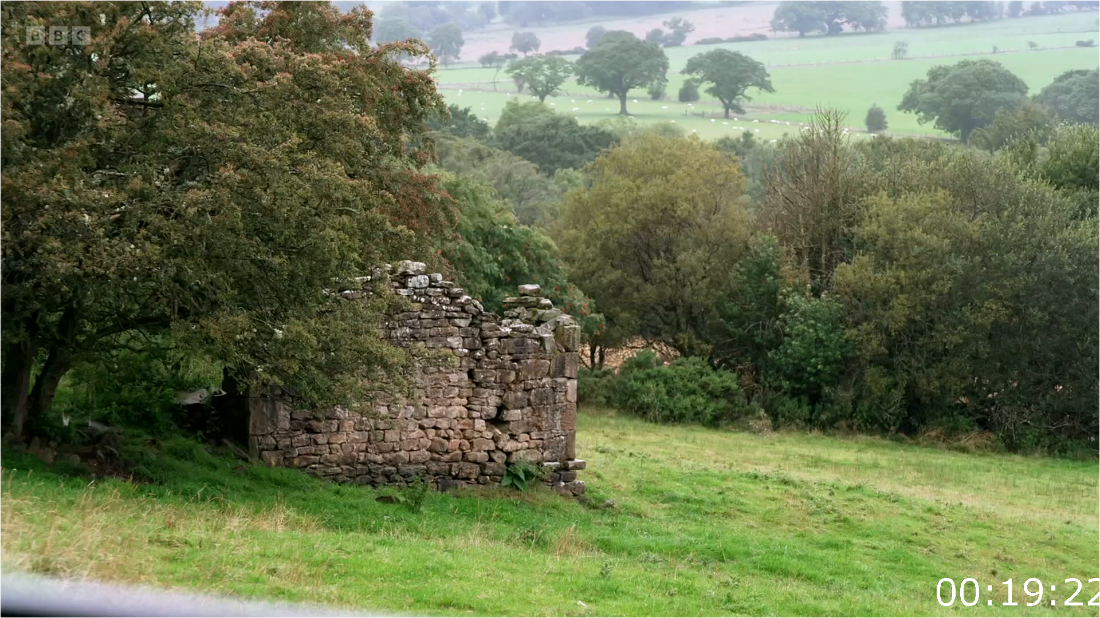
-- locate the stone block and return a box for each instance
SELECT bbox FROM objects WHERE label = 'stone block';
[518,359,550,380]
[552,354,579,379]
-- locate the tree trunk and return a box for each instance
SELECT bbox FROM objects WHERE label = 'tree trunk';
[589,345,597,369]
[597,346,606,370]
[724,107,731,119]
[618,94,628,115]
[2,338,36,437]
[24,348,71,436]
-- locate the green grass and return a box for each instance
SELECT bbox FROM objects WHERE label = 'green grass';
[2,409,1096,615]
[436,13,1100,139]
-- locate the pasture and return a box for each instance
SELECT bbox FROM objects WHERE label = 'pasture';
[435,12,1100,139]
[2,409,1096,615]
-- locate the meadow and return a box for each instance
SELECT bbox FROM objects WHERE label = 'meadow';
[2,409,1096,616]
[435,12,1100,140]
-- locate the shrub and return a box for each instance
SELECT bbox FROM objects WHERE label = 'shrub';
[727,34,767,42]
[766,292,852,406]
[647,79,667,100]
[577,367,616,405]
[865,104,888,133]
[614,356,748,426]
[1075,39,1096,47]
[696,37,725,45]
[678,80,700,102]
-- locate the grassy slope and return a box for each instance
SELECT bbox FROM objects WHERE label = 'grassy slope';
[2,410,1096,616]
[435,13,1100,139]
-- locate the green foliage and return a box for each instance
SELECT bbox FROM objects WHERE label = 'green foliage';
[438,176,568,313]
[585,25,607,49]
[495,100,556,132]
[428,104,491,139]
[647,78,668,100]
[1033,68,1099,125]
[478,51,508,68]
[429,22,465,65]
[892,41,908,60]
[682,49,774,118]
[559,133,751,358]
[865,104,888,132]
[1,1,448,437]
[661,17,695,47]
[898,59,1029,140]
[577,367,616,405]
[901,1,1005,26]
[677,80,700,102]
[373,17,421,44]
[1037,123,1100,218]
[495,110,618,175]
[969,102,1053,150]
[707,235,786,374]
[766,292,852,405]
[404,476,431,513]
[771,1,887,36]
[613,357,748,426]
[501,461,543,491]
[510,31,541,55]
[505,56,573,102]
[575,31,670,115]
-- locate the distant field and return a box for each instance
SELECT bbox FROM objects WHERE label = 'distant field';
[2,410,1096,615]
[434,12,1100,139]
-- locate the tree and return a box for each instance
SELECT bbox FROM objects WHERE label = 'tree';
[645,28,666,45]
[440,176,568,313]
[678,80,701,102]
[478,2,497,23]
[505,56,574,102]
[865,104,888,132]
[1008,0,1025,15]
[682,50,774,119]
[662,17,695,46]
[495,113,618,174]
[648,77,668,100]
[969,103,1053,151]
[429,23,465,65]
[575,32,669,115]
[374,17,421,44]
[771,1,887,36]
[892,40,909,59]
[898,59,1029,140]
[0,1,454,437]
[1034,69,1099,125]
[479,50,508,68]
[427,104,491,139]
[558,134,752,357]
[510,31,541,56]
[585,25,607,49]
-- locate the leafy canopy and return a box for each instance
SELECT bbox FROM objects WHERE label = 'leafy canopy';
[575,32,669,115]
[898,59,1029,140]
[682,49,774,118]
[505,56,574,102]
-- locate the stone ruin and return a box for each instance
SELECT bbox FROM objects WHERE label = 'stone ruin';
[247,261,586,497]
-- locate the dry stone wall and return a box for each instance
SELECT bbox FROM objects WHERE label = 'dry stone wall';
[248,261,586,497]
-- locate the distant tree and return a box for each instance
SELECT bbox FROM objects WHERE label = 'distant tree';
[663,17,696,46]
[1008,0,1025,15]
[478,2,496,23]
[898,59,1029,140]
[648,77,668,100]
[586,25,607,49]
[892,40,909,59]
[479,51,507,68]
[678,80,701,102]
[428,105,491,139]
[865,104,888,132]
[429,23,465,66]
[374,17,421,44]
[771,1,887,36]
[505,56,574,102]
[510,31,541,56]
[645,28,666,45]
[969,103,1053,151]
[495,114,618,174]
[496,100,557,133]
[683,50,774,119]
[575,32,670,115]
[1027,40,1039,49]
[1034,68,1100,125]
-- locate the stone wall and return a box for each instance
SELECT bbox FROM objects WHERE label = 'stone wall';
[248,261,586,497]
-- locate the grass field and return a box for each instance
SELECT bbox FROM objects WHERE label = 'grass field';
[2,409,1096,615]
[435,12,1100,139]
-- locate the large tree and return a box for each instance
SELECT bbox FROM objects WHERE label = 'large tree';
[495,113,618,174]
[558,133,752,357]
[575,32,669,115]
[505,56,574,102]
[683,50,774,119]
[1033,68,1100,126]
[898,59,1029,140]
[0,2,454,437]
[510,31,541,56]
[771,1,887,36]
[429,22,465,66]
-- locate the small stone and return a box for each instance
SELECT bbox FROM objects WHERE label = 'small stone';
[517,284,542,296]
[602,499,616,509]
[395,261,427,275]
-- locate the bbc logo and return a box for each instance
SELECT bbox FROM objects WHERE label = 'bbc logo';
[27,26,91,46]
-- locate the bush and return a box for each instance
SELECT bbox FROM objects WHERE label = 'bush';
[577,367,616,405]
[647,80,667,100]
[614,356,748,426]
[865,104,888,133]
[727,34,767,42]
[1075,39,1096,47]
[678,80,700,102]
[545,46,587,56]
[696,37,725,45]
